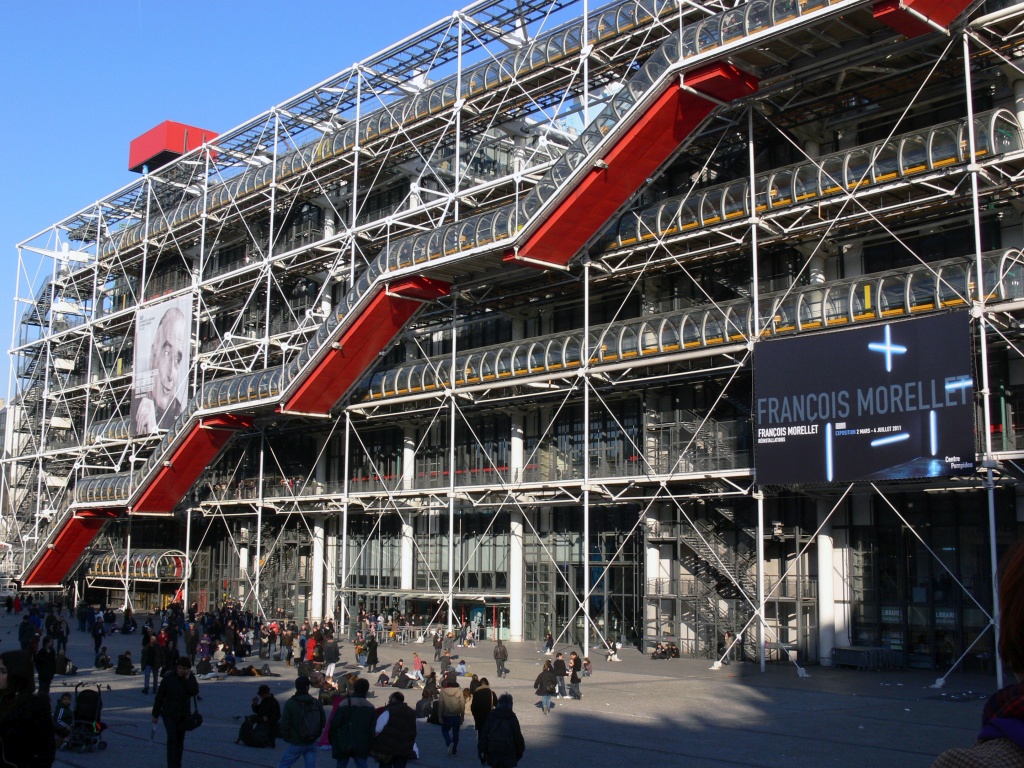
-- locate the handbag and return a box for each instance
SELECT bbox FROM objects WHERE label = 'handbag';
[183,695,203,731]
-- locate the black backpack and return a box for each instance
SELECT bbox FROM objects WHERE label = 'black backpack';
[295,697,323,744]
[485,714,514,755]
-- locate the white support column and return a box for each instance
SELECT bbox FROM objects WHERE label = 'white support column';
[645,508,661,652]
[403,428,416,491]
[511,415,524,485]
[312,518,325,625]
[757,494,766,672]
[509,510,524,642]
[401,425,415,592]
[401,516,414,592]
[239,528,249,603]
[325,516,337,623]
[816,499,835,666]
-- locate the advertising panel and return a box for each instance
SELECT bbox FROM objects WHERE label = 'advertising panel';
[753,312,975,485]
[130,296,193,437]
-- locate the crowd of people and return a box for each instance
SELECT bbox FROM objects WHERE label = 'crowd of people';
[8,567,1024,768]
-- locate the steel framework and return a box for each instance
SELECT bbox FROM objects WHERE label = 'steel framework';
[7,0,1024,678]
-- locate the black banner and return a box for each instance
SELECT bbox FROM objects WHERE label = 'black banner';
[753,312,975,485]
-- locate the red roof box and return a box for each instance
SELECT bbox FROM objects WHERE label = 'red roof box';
[129,120,218,174]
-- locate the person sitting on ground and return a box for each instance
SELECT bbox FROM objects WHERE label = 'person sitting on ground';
[454,659,468,677]
[668,642,680,659]
[238,683,280,748]
[217,646,238,674]
[934,542,1024,767]
[94,646,112,669]
[309,670,338,704]
[376,669,392,687]
[650,643,667,660]
[55,650,77,676]
[115,649,138,675]
[604,641,621,662]
[195,655,213,675]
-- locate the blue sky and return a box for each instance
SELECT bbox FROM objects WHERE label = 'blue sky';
[0,0,454,398]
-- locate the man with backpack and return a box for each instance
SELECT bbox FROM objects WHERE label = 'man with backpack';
[329,676,377,768]
[479,693,525,767]
[277,675,326,768]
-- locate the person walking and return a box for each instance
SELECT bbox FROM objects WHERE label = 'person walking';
[329,676,376,768]
[0,649,55,768]
[90,617,105,655]
[54,617,70,655]
[438,677,465,756]
[142,635,158,694]
[471,676,497,761]
[276,675,325,768]
[479,693,525,768]
[371,690,417,768]
[17,615,36,652]
[34,636,56,698]
[152,657,200,768]
[533,661,557,715]
[493,639,508,679]
[432,629,443,662]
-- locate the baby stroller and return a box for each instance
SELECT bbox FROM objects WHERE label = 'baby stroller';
[63,682,108,752]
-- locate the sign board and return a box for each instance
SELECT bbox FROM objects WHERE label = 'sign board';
[753,312,975,485]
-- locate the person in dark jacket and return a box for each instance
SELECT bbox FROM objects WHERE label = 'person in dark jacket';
[364,634,379,674]
[329,676,376,767]
[250,683,281,746]
[533,661,557,715]
[371,690,417,768]
[34,635,57,697]
[18,615,37,652]
[471,677,497,732]
[142,635,158,694]
[277,675,325,767]
[152,656,200,768]
[479,693,525,768]
[552,652,568,699]
[493,639,508,679]
[0,649,55,768]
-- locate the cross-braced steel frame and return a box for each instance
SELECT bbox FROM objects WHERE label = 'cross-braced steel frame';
[6,0,1024,683]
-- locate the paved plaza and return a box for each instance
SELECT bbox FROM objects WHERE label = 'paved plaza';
[6,610,996,768]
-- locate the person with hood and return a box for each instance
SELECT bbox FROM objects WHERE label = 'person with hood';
[371,690,417,768]
[438,677,465,756]
[934,541,1024,767]
[329,676,376,768]
[277,675,325,768]
[478,693,525,768]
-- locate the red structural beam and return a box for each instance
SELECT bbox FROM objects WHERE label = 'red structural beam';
[132,413,253,514]
[284,277,451,415]
[512,63,758,268]
[874,0,972,38]
[22,510,120,588]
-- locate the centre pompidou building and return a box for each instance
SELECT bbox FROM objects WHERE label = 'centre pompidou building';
[8,0,1024,675]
